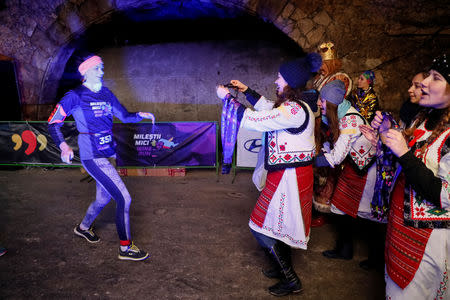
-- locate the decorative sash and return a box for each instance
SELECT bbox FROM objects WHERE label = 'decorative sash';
[220,94,240,174]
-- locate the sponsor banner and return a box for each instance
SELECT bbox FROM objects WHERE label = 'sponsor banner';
[0,122,81,166]
[0,122,216,167]
[236,128,263,168]
[114,122,216,167]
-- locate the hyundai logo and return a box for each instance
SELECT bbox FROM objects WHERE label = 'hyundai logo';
[244,139,262,153]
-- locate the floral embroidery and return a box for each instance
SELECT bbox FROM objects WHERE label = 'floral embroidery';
[266,130,314,166]
[415,206,426,217]
[246,113,280,122]
[284,102,302,116]
[341,115,359,130]
[435,263,448,300]
[408,127,450,222]
[260,224,308,247]
[284,154,292,160]
[276,193,286,233]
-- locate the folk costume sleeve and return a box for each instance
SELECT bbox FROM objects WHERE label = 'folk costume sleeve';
[252,95,277,112]
[322,113,365,167]
[240,100,308,132]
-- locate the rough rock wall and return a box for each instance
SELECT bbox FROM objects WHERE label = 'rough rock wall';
[97,40,290,122]
[0,0,448,120]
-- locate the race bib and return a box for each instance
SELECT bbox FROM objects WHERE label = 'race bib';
[95,132,113,151]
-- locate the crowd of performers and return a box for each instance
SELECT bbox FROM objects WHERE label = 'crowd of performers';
[40,42,449,299]
[216,43,449,299]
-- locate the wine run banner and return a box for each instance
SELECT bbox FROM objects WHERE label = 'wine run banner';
[0,121,217,167]
[113,122,216,167]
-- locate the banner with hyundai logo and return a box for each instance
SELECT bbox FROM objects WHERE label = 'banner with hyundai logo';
[236,128,263,168]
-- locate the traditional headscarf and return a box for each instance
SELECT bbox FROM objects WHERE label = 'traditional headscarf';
[362,70,375,86]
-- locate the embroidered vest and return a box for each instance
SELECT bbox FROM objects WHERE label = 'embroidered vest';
[385,120,449,289]
[344,112,376,173]
[264,101,315,171]
[404,123,450,228]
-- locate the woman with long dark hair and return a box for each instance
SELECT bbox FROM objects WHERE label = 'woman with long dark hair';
[216,53,321,296]
[371,54,449,299]
[314,80,380,265]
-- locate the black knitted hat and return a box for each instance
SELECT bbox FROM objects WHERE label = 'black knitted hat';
[430,53,450,83]
[279,52,322,89]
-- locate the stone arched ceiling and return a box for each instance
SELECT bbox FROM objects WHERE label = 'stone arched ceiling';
[0,0,449,119]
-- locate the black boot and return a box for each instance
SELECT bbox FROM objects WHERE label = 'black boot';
[359,220,385,272]
[322,215,354,260]
[267,242,303,296]
[262,248,284,279]
[322,239,353,260]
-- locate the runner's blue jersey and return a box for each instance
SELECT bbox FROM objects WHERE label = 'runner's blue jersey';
[48,85,142,160]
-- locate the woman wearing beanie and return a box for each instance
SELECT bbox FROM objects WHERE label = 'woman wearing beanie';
[369,54,449,299]
[314,80,383,266]
[348,70,379,123]
[48,54,155,261]
[216,52,321,296]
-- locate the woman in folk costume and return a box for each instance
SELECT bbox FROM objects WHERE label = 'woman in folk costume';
[348,70,379,123]
[314,80,381,264]
[370,54,449,300]
[311,42,353,227]
[216,52,321,296]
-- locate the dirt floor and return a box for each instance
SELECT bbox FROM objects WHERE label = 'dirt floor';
[0,167,385,299]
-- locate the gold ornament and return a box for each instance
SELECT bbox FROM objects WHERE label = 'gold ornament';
[318,42,336,61]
